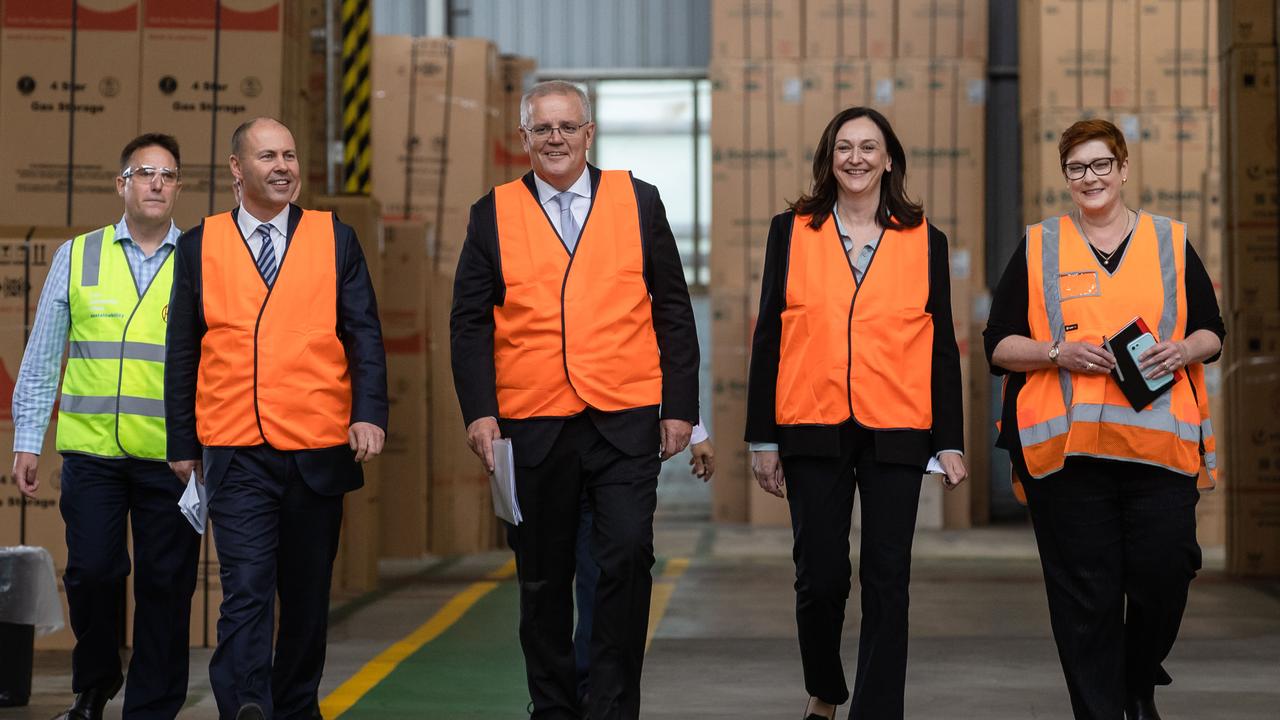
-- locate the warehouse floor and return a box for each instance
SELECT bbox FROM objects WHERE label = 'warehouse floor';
[7,521,1280,720]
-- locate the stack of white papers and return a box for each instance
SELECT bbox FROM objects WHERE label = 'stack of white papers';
[489,438,522,525]
[178,471,208,534]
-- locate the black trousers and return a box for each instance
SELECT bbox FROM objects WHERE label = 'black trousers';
[59,453,201,719]
[1021,457,1201,720]
[507,414,660,720]
[782,422,923,720]
[206,446,344,720]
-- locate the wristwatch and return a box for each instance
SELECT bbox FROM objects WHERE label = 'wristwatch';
[1048,341,1061,365]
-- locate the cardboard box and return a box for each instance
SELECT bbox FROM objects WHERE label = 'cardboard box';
[710,0,804,60]
[1219,0,1274,50]
[1222,47,1279,312]
[1020,0,1140,111]
[1137,110,1217,241]
[896,0,988,60]
[139,0,286,230]
[378,220,431,559]
[804,0,895,59]
[0,0,142,226]
[1137,0,1217,109]
[487,54,535,189]
[710,290,752,522]
[315,196,384,591]
[370,36,496,273]
[1226,311,1280,575]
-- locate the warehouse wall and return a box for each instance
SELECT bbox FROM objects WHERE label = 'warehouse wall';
[375,0,712,70]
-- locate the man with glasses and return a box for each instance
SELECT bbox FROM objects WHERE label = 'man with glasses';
[452,80,699,718]
[10,133,199,720]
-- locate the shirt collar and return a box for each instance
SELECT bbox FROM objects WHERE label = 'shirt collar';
[113,214,181,249]
[237,204,291,241]
[534,167,592,206]
[832,203,881,249]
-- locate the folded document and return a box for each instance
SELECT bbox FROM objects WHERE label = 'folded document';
[489,439,522,525]
[178,471,207,534]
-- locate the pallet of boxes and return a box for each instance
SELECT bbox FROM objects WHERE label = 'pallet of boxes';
[709,0,989,529]
[370,34,536,556]
[1021,0,1228,548]
[1219,1,1280,576]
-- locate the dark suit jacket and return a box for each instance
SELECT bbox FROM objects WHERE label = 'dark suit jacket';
[165,204,389,496]
[450,166,700,466]
[745,211,964,469]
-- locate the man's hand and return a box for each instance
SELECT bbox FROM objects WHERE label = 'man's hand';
[349,422,386,463]
[169,459,204,485]
[938,451,968,489]
[659,419,693,461]
[467,416,502,473]
[751,450,785,498]
[13,452,40,498]
[689,440,715,481]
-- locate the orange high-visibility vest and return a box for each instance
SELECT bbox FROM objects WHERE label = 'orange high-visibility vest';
[775,214,933,429]
[196,210,352,449]
[491,171,662,419]
[1018,211,1217,487]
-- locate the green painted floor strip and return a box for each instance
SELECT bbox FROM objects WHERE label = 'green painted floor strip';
[336,558,672,718]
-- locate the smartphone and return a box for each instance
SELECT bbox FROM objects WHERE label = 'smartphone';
[1126,332,1166,392]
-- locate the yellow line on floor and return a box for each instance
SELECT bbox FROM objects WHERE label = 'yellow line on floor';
[319,558,517,719]
[646,557,690,651]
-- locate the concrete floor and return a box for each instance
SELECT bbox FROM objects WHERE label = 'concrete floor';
[5,522,1279,719]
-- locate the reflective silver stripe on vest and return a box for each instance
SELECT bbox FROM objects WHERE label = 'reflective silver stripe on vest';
[1039,216,1074,408]
[1204,451,1218,468]
[1067,402,1201,442]
[1019,414,1071,447]
[68,340,167,363]
[80,228,106,287]
[1202,418,1215,439]
[1151,214,1178,414]
[61,394,165,417]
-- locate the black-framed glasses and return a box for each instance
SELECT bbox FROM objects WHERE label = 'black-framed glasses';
[522,122,591,140]
[122,165,181,186]
[1062,157,1116,181]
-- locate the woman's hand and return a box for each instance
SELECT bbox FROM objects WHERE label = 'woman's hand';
[1139,340,1189,380]
[751,450,785,498]
[1055,341,1116,375]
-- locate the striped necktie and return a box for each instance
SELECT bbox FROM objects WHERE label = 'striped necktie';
[255,224,278,285]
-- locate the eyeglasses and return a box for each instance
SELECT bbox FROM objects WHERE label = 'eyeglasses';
[122,165,180,186]
[1062,157,1116,181]
[522,122,591,140]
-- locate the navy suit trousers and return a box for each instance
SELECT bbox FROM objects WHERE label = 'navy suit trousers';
[206,446,343,720]
[59,453,200,719]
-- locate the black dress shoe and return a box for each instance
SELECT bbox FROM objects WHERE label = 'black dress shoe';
[1125,693,1162,720]
[52,675,123,720]
[236,703,267,720]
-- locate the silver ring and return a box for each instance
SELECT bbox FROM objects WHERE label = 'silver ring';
[1086,361,1094,371]
[1166,360,1174,371]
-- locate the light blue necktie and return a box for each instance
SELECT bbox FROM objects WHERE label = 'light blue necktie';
[555,191,580,252]
[255,224,278,285]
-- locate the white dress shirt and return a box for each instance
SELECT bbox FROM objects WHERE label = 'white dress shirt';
[237,203,289,263]
[533,168,592,246]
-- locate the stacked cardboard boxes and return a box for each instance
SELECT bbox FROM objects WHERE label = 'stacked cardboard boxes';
[1021,0,1229,546]
[1220,2,1280,575]
[710,0,989,526]
[0,0,325,231]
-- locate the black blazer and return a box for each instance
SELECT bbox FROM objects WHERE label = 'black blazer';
[745,211,964,468]
[450,166,700,466]
[164,204,389,496]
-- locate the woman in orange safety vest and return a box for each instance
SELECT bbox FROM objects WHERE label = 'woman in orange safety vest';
[744,106,968,720]
[985,119,1224,720]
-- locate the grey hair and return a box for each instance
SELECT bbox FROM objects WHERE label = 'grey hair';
[519,80,592,128]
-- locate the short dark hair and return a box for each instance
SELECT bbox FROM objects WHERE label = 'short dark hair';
[120,133,180,172]
[790,106,923,231]
[1058,118,1129,170]
[230,117,286,157]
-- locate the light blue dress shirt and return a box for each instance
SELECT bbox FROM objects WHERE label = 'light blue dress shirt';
[11,216,181,454]
[237,203,289,262]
